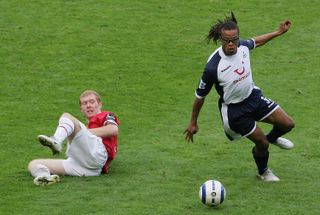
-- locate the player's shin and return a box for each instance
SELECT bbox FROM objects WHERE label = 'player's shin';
[53,117,75,144]
[252,147,269,175]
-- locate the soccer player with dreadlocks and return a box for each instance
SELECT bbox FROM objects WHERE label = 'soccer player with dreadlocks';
[184,12,295,181]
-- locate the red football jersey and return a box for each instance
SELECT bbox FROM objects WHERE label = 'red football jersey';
[87,111,119,173]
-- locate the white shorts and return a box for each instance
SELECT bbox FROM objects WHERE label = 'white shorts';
[62,122,108,176]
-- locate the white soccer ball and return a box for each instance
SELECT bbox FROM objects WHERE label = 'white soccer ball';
[199,180,226,206]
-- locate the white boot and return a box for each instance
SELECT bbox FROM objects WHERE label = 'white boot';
[272,137,294,150]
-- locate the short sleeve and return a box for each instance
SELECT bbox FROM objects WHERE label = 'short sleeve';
[195,67,216,99]
[195,52,220,99]
[239,39,255,50]
[103,113,119,126]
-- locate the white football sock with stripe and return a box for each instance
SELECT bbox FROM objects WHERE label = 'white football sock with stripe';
[53,117,74,144]
[30,164,51,178]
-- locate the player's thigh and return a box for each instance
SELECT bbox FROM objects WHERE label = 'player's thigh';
[29,159,67,175]
[262,107,294,128]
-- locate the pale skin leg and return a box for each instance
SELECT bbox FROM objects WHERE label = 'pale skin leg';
[60,112,82,142]
[28,159,67,175]
[28,112,83,176]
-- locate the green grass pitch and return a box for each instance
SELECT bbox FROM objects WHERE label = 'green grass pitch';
[0,0,319,214]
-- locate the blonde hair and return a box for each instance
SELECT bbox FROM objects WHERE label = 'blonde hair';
[79,90,102,104]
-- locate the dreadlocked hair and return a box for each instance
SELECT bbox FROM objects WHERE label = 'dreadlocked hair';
[207,11,239,44]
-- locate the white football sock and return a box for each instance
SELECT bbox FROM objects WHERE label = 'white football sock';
[30,164,51,178]
[53,117,74,144]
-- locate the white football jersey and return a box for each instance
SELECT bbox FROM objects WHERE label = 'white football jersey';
[195,39,256,104]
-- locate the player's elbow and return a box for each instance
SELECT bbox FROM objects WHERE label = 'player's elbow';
[108,125,119,136]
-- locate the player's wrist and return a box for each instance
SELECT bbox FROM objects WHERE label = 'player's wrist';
[190,120,197,125]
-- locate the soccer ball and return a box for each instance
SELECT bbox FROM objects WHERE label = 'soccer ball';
[199,180,226,206]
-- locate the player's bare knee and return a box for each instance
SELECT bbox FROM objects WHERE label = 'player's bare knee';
[61,112,73,119]
[284,118,295,131]
[61,112,78,127]
[288,119,295,130]
[255,137,269,150]
[28,159,39,171]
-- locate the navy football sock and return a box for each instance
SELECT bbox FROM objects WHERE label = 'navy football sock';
[266,126,289,143]
[252,147,269,175]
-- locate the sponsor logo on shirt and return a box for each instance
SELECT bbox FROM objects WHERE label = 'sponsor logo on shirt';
[221,65,231,73]
[233,66,245,75]
[233,72,251,84]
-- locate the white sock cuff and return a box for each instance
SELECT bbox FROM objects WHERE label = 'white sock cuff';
[30,164,51,178]
[58,117,75,136]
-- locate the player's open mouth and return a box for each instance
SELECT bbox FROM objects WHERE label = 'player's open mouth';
[228,48,236,54]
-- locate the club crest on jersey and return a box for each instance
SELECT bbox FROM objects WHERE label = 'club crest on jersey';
[198,79,206,89]
[243,51,247,59]
[233,66,245,75]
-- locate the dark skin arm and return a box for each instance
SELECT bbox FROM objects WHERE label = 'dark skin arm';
[184,97,205,142]
[254,20,291,47]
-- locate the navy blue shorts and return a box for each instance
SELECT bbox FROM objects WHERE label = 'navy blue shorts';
[219,88,279,141]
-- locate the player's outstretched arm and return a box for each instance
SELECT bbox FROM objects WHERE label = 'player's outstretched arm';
[184,98,205,142]
[254,20,291,47]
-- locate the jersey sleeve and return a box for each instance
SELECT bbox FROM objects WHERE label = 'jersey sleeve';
[239,39,255,50]
[195,66,217,99]
[103,112,119,126]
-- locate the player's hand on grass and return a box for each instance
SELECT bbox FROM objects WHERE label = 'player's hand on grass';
[184,123,198,142]
[278,20,291,34]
